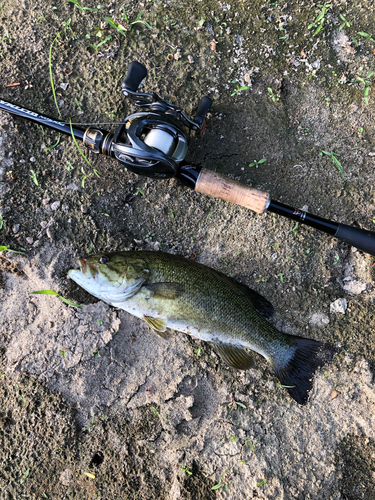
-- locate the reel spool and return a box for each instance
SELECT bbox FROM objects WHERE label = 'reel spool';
[83,61,212,179]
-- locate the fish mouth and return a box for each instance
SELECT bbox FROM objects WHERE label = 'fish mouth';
[78,258,98,277]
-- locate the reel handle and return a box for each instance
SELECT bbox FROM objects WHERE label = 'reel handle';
[122,61,148,92]
[194,96,212,126]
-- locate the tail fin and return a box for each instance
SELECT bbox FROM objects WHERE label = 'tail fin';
[273,336,334,405]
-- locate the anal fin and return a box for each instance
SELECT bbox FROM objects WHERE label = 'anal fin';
[213,341,254,370]
[143,316,172,340]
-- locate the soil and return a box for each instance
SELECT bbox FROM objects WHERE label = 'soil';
[1,0,375,499]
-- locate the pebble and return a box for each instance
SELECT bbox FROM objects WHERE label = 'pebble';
[50,201,61,211]
[62,204,69,211]
[330,298,348,314]
[310,312,330,327]
[81,205,88,214]
[343,280,367,295]
[40,221,48,228]
[66,183,80,191]
[46,227,55,240]
[26,237,33,244]
[30,157,36,162]
[12,224,20,234]
[187,55,194,64]
[42,198,51,205]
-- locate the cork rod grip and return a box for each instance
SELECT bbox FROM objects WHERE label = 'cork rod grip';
[195,168,270,214]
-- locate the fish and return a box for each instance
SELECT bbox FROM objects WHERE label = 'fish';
[68,251,332,404]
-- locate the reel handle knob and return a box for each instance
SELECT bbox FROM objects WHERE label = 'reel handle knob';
[193,96,212,127]
[122,61,148,92]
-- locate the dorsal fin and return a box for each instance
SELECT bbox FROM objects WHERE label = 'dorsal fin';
[208,268,274,318]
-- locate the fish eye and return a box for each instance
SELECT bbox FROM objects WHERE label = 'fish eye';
[99,255,110,264]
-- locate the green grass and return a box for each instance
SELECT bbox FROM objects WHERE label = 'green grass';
[249,158,266,167]
[90,35,112,51]
[69,120,92,167]
[30,290,83,308]
[230,80,249,96]
[211,476,229,492]
[44,134,60,152]
[320,150,344,178]
[105,10,152,36]
[66,0,97,12]
[308,3,331,36]
[30,170,39,186]
[49,32,61,119]
[0,245,25,254]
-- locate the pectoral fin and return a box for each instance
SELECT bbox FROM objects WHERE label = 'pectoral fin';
[144,282,184,299]
[143,316,172,340]
[213,341,255,370]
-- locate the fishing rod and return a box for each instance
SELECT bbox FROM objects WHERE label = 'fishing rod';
[1,61,375,257]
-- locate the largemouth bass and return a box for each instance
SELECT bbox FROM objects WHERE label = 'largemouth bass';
[68,251,331,404]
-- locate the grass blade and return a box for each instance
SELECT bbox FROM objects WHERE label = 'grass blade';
[69,120,92,166]
[30,290,83,308]
[49,33,62,119]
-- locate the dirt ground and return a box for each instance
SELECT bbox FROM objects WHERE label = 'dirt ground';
[1,0,375,498]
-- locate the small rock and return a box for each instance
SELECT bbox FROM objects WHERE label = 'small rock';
[310,312,330,327]
[62,204,69,211]
[12,224,20,234]
[66,183,80,191]
[243,73,252,84]
[330,298,348,314]
[328,389,340,402]
[134,239,144,246]
[236,35,244,46]
[30,157,36,162]
[59,82,69,91]
[343,280,367,295]
[42,198,51,205]
[81,205,88,214]
[40,221,48,228]
[50,201,61,211]
[46,227,55,240]
[59,469,74,486]
[187,55,194,64]
[26,237,33,244]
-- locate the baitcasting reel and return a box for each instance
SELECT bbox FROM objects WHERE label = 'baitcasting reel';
[83,61,212,179]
